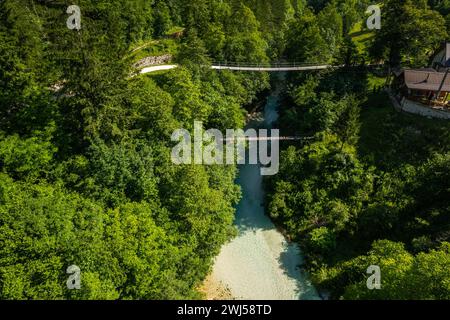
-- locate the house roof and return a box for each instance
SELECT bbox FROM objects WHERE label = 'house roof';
[394,68,436,77]
[403,69,450,92]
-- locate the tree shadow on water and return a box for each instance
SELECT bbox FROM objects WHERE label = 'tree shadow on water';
[278,242,320,300]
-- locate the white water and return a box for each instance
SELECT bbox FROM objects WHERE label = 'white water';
[210,74,320,300]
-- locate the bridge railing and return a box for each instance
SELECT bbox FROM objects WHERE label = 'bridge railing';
[211,61,330,68]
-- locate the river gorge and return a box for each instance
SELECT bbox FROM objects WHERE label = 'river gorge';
[206,74,320,300]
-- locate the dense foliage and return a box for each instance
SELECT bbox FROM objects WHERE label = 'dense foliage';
[1,0,449,300]
[0,0,292,299]
[266,0,450,299]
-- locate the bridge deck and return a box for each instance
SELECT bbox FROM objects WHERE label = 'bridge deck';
[211,65,332,72]
[221,136,314,141]
[138,63,374,74]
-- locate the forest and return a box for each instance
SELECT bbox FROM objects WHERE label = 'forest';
[266,0,450,299]
[0,0,449,299]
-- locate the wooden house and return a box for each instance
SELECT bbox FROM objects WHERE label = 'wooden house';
[392,69,450,108]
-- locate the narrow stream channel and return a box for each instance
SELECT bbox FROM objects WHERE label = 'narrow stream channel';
[210,73,320,300]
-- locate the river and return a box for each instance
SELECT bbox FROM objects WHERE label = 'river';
[209,73,320,300]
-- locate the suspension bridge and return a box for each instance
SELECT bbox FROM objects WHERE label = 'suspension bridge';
[139,61,347,74]
[210,61,337,72]
[220,136,315,142]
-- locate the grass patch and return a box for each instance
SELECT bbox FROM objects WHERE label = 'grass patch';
[366,73,386,90]
[349,21,375,56]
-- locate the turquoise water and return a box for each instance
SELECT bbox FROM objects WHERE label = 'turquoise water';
[211,75,319,300]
